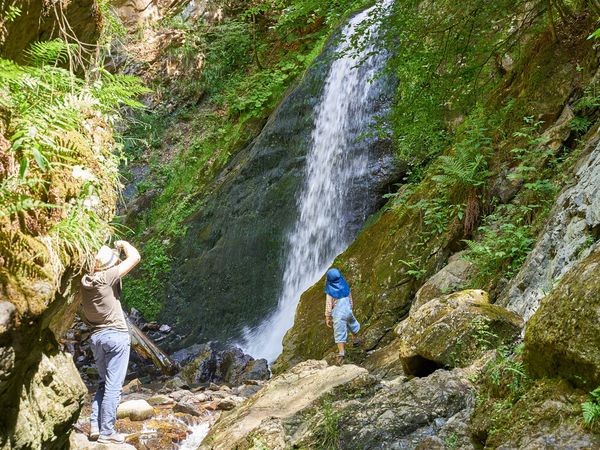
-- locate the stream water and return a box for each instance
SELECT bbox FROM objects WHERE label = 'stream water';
[242,0,393,362]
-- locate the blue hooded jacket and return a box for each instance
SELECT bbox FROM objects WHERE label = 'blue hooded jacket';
[324,268,350,299]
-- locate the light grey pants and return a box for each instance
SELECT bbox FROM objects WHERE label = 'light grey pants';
[89,329,130,435]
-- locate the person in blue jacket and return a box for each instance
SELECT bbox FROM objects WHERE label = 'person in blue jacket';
[324,268,360,365]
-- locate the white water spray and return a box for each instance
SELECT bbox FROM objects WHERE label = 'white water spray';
[242,0,392,362]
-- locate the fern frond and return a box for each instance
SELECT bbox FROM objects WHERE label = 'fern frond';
[582,400,600,426]
[25,39,76,67]
[91,69,150,110]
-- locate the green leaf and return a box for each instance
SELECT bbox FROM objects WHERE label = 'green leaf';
[32,148,49,172]
[19,158,29,179]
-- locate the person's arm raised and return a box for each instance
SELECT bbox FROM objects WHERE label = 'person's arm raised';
[114,240,141,277]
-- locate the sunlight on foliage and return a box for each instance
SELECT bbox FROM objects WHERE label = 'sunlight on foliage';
[0,38,147,277]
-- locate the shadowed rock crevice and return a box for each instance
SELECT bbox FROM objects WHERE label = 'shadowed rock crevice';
[401,354,443,378]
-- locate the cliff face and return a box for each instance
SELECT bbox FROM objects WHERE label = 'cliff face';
[0,2,121,448]
[248,7,600,448]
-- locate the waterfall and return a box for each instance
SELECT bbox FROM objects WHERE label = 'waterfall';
[242,0,392,362]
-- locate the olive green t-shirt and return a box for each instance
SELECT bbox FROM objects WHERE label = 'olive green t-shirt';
[81,266,128,334]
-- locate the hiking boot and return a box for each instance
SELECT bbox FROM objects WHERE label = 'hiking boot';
[89,427,99,441]
[336,354,345,366]
[98,432,126,444]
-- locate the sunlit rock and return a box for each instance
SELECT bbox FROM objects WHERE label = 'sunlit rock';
[396,290,523,375]
[117,399,155,421]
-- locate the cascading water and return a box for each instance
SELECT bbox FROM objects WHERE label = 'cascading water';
[242,0,393,362]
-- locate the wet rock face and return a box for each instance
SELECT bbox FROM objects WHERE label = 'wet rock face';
[499,134,600,321]
[396,290,523,375]
[0,0,101,63]
[161,29,398,346]
[179,343,269,386]
[525,244,600,389]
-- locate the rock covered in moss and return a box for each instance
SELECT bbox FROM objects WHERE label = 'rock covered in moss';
[395,290,523,375]
[471,377,600,449]
[410,251,475,315]
[525,245,600,389]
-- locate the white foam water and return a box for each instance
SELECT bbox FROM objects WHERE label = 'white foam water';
[242,0,393,362]
[178,422,211,449]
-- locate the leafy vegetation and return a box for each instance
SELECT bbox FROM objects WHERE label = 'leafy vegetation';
[0,38,147,279]
[463,208,536,287]
[313,400,343,449]
[582,387,600,428]
[379,0,541,166]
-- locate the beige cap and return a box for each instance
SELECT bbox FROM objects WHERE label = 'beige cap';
[95,245,118,271]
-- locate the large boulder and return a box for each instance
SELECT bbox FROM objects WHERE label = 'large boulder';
[525,244,600,389]
[337,369,476,450]
[395,290,523,376]
[200,360,367,449]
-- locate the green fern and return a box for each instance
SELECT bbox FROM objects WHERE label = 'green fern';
[582,400,600,426]
[432,125,492,196]
[582,386,600,427]
[91,69,150,110]
[25,39,77,67]
[0,39,146,279]
[0,176,56,219]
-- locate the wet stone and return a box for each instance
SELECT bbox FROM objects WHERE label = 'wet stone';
[174,401,202,417]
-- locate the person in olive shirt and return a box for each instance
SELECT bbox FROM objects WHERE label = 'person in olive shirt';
[81,240,140,444]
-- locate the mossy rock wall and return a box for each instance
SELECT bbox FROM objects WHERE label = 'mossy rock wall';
[525,243,600,389]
